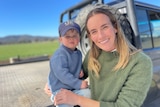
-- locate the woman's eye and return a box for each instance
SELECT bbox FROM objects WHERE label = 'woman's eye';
[90,31,97,35]
[103,26,108,29]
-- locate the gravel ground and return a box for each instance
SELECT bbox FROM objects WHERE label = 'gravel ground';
[0,61,54,107]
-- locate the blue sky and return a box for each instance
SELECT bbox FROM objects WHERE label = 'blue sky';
[0,0,160,37]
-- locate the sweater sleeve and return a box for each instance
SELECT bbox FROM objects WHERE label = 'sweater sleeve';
[100,53,153,107]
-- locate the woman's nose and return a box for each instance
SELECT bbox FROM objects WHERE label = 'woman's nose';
[97,30,105,39]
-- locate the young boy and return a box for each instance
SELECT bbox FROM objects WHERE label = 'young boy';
[48,20,90,107]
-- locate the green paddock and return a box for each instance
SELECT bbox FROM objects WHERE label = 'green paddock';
[0,40,59,62]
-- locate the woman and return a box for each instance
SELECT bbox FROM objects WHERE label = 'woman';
[45,7,153,107]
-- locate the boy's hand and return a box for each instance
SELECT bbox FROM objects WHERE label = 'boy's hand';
[44,83,52,96]
[79,70,84,78]
[80,80,88,89]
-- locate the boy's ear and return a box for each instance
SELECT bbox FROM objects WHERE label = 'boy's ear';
[59,37,62,42]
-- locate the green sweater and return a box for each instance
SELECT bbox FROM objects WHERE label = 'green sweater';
[83,50,153,107]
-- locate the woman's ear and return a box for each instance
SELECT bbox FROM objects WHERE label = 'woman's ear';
[114,28,117,34]
[114,23,118,33]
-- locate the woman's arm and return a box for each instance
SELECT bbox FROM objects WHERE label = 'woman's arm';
[44,83,95,107]
[54,89,100,107]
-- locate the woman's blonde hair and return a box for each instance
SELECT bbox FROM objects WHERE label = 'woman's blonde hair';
[85,8,139,77]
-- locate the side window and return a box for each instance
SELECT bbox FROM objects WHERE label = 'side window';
[136,8,152,49]
[148,11,160,48]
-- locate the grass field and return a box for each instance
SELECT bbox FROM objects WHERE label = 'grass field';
[0,40,59,62]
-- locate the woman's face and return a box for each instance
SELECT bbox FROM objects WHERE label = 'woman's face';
[87,13,117,52]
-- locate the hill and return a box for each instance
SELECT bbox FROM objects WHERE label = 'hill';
[0,35,57,44]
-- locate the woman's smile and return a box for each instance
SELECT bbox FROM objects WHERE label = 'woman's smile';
[99,38,109,44]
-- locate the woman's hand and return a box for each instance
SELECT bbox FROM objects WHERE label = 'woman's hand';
[54,89,79,106]
[54,88,99,107]
[44,83,52,96]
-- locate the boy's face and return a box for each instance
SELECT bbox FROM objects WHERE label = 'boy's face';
[59,29,80,50]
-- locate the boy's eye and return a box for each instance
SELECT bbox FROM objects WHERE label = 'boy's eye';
[64,35,79,39]
[65,36,70,39]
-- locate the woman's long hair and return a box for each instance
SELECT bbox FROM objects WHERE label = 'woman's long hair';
[85,8,139,77]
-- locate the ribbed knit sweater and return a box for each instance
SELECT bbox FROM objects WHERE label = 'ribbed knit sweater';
[48,44,82,92]
[83,50,152,107]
